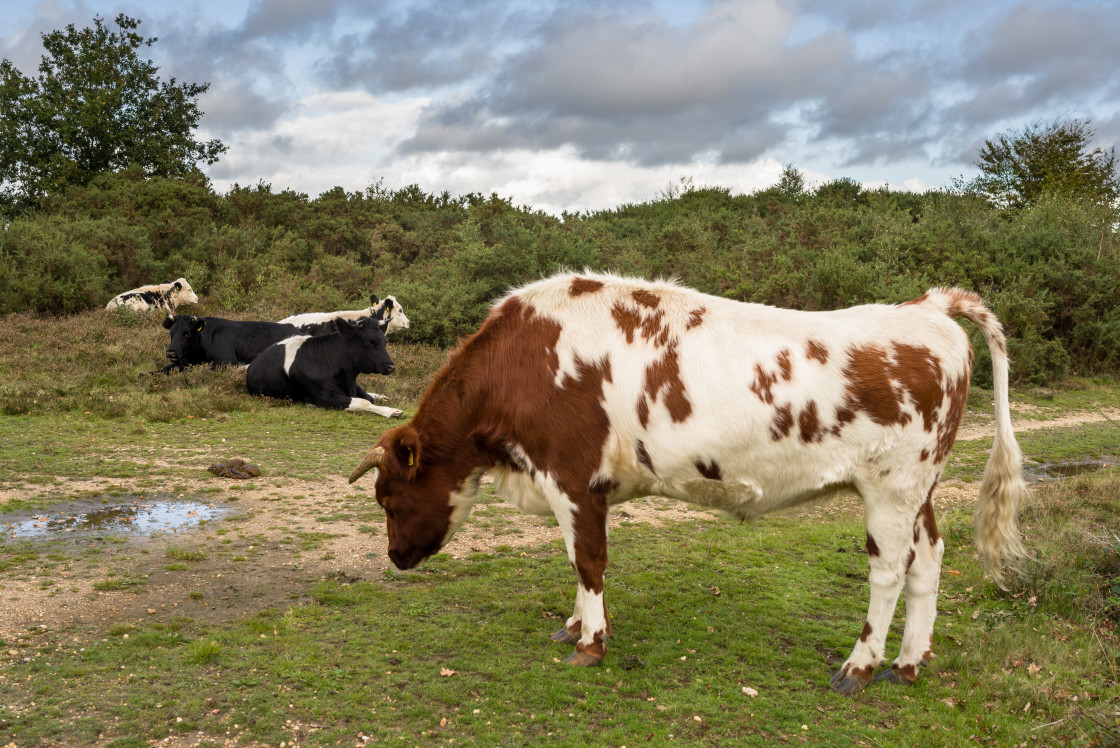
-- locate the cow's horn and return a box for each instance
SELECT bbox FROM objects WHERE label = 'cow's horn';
[349,446,385,484]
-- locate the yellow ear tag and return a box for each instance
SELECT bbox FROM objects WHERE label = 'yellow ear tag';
[408,450,414,466]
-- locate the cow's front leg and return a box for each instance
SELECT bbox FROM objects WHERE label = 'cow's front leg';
[551,492,610,665]
[354,383,391,404]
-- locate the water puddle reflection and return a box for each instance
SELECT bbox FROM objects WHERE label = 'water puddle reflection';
[1024,458,1118,482]
[3,496,229,540]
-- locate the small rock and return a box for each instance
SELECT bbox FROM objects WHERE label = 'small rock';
[208,459,261,479]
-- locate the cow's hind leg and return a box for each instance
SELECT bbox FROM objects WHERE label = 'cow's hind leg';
[877,490,944,686]
[550,490,610,666]
[832,493,914,694]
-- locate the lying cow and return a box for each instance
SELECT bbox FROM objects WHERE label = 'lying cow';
[280,295,410,336]
[107,278,198,314]
[155,315,301,374]
[246,318,401,417]
[349,271,1026,693]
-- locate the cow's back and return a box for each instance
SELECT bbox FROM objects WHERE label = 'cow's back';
[205,320,301,365]
[486,273,973,519]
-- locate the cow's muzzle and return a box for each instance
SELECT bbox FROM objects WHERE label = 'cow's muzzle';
[165,350,178,361]
[388,546,426,571]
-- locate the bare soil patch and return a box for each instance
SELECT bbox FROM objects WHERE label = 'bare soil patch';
[0,475,712,644]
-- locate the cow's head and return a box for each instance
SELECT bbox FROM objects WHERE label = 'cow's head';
[173,278,199,305]
[373,295,410,335]
[336,317,396,375]
[162,315,206,366]
[349,424,480,570]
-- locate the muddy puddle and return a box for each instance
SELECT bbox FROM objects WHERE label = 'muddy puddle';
[2,495,230,541]
[1024,457,1119,482]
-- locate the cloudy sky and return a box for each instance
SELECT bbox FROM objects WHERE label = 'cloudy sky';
[3,0,1118,215]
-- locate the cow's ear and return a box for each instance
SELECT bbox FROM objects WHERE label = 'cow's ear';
[162,315,176,330]
[394,426,422,481]
[194,318,205,333]
[173,281,182,291]
[369,294,380,306]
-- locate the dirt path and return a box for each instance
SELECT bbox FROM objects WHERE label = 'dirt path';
[1,408,1115,647]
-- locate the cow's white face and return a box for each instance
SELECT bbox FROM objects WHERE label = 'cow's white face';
[175,278,199,305]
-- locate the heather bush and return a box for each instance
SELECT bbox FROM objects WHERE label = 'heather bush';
[2,171,1117,385]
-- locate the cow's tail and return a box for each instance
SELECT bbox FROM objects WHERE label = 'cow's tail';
[927,287,1028,589]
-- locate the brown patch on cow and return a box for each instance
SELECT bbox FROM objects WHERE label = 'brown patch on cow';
[636,440,655,474]
[640,310,670,347]
[931,374,970,464]
[631,289,660,309]
[890,663,918,683]
[905,547,916,573]
[694,459,722,481]
[798,400,824,443]
[770,403,794,441]
[687,307,707,330]
[806,339,829,364]
[859,621,873,643]
[611,303,642,344]
[916,492,940,545]
[569,277,604,297]
[751,363,779,405]
[777,349,793,381]
[836,343,947,435]
[611,301,670,348]
[866,533,880,557]
[638,345,692,427]
[920,448,930,462]
[901,292,929,306]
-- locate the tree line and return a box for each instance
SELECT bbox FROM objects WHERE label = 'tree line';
[1,15,1117,387]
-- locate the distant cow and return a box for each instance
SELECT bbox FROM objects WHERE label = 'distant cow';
[349,272,1026,693]
[156,315,301,374]
[107,278,198,314]
[280,295,410,336]
[247,318,401,417]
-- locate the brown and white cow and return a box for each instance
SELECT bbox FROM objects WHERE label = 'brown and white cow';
[349,271,1026,693]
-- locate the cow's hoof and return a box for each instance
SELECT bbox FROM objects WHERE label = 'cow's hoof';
[830,667,873,694]
[550,627,580,645]
[875,666,917,686]
[388,409,404,418]
[563,649,604,666]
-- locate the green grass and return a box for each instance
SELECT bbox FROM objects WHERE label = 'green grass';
[2,474,1119,745]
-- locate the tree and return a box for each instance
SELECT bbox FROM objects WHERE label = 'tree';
[0,14,226,212]
[971,117,1118,212]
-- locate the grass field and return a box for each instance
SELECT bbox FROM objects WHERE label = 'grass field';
[1,308,1119,746]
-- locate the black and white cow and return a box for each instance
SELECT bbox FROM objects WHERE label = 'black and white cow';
[107,278,199,314]
[246,318,401,417]
[155,315,301,374]
[280,295,410,336]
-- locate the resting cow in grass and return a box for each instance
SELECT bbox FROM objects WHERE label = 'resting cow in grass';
[247,318,401,417]
[107,278,198,314]
[349,271,1026,693]
[280,295,410,336]
[156,315,301,374]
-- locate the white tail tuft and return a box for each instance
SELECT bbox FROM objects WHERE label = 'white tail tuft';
[927,288,1028,588]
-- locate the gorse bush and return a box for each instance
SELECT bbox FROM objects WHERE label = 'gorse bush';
[1,169,1117,385]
